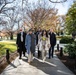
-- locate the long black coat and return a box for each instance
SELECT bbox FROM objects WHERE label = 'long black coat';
[35,31,42,45]
[35,31,39,45]
[16,32,26,52]
[49,32,56,47]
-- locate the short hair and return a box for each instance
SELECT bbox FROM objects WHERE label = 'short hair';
[29,28,33,32]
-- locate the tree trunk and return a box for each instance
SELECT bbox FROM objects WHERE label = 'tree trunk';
[7,36,9,40]
[10,32,13,40]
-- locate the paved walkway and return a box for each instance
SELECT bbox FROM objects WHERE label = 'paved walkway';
[0,54,74,75]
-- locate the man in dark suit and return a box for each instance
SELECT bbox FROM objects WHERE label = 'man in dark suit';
[16,28,26,59]
[35,29,42,58]
[49,28,56,58]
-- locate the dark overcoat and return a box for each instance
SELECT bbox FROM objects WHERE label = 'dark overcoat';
[49,32,56,47]
[16,32,26,52]
[30,34,36,53]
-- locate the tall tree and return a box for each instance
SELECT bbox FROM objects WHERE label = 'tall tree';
[2,7,21,40]
[23,0,58,31]
[65,1,76,34]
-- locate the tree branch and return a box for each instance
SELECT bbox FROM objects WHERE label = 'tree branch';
[0,0,16,13]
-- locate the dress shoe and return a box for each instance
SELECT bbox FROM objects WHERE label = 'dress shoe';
[19,57,22,59]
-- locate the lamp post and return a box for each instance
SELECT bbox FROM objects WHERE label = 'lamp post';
[60,47,63,57]
[6,49,10,63]
[49,0,67,3]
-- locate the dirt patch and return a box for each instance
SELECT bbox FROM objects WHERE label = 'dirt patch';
[55,51,76,75]
[0,52,18,74]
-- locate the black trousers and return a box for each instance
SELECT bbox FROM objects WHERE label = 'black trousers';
[38,50,41,58]
[19,51,22,58]
[19,50,26,58]
[18,46,26,58]
[49,46,54,58]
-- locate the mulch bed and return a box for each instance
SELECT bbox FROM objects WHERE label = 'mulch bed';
[0,52,18,74]
[55,50,76,75]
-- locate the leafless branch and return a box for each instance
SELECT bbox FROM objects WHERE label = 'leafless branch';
[0,0,15,13]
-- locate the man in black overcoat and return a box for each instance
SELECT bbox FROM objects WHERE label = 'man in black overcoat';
[16,29,26,59]
[49,28,56,58]
[35,29,42,58]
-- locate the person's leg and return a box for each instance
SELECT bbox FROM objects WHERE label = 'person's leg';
[49,47,51,59]
[43,50,46,61]
[42,50,44,60]
[23,50,25,56]
[33,52,35,57]
[22,45,26,56]
[19,51,22,59]
[38,49,41,58]
[28,52,31,63]
[51,46,54,58]
[31,53,33,62]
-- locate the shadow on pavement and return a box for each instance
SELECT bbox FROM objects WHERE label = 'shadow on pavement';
[22,57,57,75]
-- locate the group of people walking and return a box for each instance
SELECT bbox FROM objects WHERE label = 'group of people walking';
[16,28,56,64]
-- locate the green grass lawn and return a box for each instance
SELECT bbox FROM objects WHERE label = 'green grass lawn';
[0,41,17,57]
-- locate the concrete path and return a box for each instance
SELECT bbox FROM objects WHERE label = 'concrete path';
[0,54,74,75]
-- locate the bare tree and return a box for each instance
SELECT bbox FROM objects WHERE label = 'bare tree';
[2,7,20,40]
[0,0,16,13]
[56,15,66,35]
[23,0,58,31]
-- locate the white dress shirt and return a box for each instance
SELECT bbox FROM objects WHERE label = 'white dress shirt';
[21,32,23,42]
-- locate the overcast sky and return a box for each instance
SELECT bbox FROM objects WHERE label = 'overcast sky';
[4,0,74,15]
[28,0,73,15]
[54,0,73,15]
